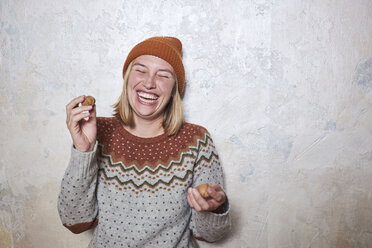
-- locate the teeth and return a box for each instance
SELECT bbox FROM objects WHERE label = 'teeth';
[140,97,156,103]
[138,92,158,100]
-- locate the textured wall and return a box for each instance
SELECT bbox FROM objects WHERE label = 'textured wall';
[1,0,372,247]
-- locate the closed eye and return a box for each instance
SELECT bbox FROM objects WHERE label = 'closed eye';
[158,69,174,79]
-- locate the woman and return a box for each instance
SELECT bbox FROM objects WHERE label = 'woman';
[58,36,231,247]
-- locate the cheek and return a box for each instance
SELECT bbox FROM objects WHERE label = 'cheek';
[160,81,176,97]
[126,79,138,100]
[128,74,143,88]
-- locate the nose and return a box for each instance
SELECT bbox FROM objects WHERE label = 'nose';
[144,73,156,89]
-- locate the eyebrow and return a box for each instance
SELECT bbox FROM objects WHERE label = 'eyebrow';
[133,63,174,75]
[133,63,147,68]
[158,69,174,74]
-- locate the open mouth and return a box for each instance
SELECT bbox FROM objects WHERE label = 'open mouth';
[137,91,159,104]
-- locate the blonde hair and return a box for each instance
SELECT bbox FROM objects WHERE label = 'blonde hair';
[113,62,184,136]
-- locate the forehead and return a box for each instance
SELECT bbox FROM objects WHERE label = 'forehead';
[133,55,175,72]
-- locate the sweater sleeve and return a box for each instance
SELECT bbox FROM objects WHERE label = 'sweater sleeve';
[189,130,231,242]
[57,142,99,234]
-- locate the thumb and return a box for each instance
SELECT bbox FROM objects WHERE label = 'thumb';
[89,105,97,119]
[207,184,225,203]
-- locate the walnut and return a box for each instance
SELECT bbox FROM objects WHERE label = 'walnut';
[196,184,210,198]
[82,96,95,106]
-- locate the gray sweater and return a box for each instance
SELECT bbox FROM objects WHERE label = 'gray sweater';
[58,117,231,247]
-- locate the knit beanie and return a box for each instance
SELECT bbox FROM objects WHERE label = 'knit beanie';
[122,36,185,94]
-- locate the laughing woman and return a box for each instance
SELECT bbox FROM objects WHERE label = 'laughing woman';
[58,37,231,247]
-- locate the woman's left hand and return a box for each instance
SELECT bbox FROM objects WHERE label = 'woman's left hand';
[187,184,226,212]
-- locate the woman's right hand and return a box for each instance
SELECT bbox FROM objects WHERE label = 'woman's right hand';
[66,95,97,152]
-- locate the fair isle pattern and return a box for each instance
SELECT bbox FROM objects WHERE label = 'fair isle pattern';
[96,117,205,170]
[97,134,217,174]
[95,117,221,193]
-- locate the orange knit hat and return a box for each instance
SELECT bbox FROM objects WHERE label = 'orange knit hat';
[122,36,185,94]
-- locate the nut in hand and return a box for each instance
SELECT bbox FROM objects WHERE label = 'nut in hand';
[82,96,95,106]
[196,184,210,198]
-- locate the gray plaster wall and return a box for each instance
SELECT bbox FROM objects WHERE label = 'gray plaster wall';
[1,0,371,247]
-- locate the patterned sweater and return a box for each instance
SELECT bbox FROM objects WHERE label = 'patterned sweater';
[58,117,231,248]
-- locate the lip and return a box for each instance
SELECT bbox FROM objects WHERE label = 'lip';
[136,91,159,105]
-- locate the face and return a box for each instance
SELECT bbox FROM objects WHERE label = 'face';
[127,55,176,123]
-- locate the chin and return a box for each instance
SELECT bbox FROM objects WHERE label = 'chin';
[135,108,163,120]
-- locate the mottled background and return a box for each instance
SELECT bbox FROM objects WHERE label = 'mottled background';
[1,0,371,247]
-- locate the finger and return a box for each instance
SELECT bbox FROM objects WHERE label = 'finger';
[70,105,93,116]
[209,183,223,192]
[66,95,85,113]
[208,184,225,203]
[192,188,210,211]
[187,188,194,208]
[69,111,90,128]
[68,106,92,126]
[189,189,202,212]
[88,104,97,119]
[66,96,86,124]
[68,106,92,123]
[207,188,224,203]
[81,105,97,124]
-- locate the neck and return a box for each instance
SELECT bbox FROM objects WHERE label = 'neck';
[126,115,165,138]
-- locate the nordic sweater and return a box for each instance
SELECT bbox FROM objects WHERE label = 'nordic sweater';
[58,117,231,248]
